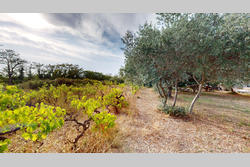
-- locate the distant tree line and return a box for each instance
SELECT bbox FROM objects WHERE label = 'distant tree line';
[0,49,123,85]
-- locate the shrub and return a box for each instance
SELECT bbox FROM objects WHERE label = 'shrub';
[162,106,187,117]
[53,78,101,86]
[83,71,111,81]
[109,76,124,84]
[18,80,44,90]
[131,84,140,95]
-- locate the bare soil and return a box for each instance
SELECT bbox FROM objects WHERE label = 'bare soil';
[4,87,250,153]
[116,88,250,153]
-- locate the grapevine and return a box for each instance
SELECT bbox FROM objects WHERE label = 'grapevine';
[0,85,66,152]
[0,81,131,152]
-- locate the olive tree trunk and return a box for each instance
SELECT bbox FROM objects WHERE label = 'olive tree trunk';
[156,82,164,98]
[167,86,172,98]
[172,80,178,107]
[159,79,168,108]
[188,83,202,114]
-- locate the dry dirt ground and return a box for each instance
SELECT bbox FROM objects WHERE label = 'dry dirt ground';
[4,87,250,153]
[6,112,119,153]
[116,88,250,153]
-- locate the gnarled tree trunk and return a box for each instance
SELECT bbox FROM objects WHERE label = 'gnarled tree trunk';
[172,79,178,107]
[167,86,172,98]
[156,82,164,98]
[188,83,202,114]
[159,78,168,108]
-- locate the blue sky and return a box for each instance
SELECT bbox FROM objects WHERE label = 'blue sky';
[0,13,157,75]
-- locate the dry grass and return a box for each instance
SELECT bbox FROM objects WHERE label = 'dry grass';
[4,87,250,153]
[3,86,132,153]
[176,91,250,134]
[115,88,250,153]
[5,117,122,153]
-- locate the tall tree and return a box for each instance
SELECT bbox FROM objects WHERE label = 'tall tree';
[123,13,249,113]
[0,49,27,84]
[18,64,25,82]
[34,62,44,79]
[27,62,35,80]
[157,13,249,113]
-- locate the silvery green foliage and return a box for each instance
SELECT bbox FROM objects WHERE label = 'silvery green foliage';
[122,13,249,111]
[156,13,249,84]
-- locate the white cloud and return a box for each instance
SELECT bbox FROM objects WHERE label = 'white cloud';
[101,13,157,36]
[0,13,155,75]
[1,13,54,30]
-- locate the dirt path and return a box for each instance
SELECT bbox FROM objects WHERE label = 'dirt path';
[117,88,249,153]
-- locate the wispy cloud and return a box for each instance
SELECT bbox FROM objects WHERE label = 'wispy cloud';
[0,13,156,75]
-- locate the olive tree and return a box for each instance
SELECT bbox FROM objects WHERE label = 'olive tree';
[157,13,249,113]
[122,22,186,107]
[123,13,249,114]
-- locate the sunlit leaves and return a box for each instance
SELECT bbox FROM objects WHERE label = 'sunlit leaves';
[0,139,10,153]
[0,84,66,152]
[70,86,128,132]
[0,82,130,152]
[0,85,26,111]
[0,103,66,142]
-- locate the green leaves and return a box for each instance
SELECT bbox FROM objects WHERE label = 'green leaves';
[0,85,26,111]
[0,84,66,151]
[102,88,128,109]
[0,139,10,153]
[123,13,249,86]
[122,13,249,114]
[70,84,129,132]
[0,82,130,152]
[0,103,66,142]
[131,84,139,95]
[92,111,116,130]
